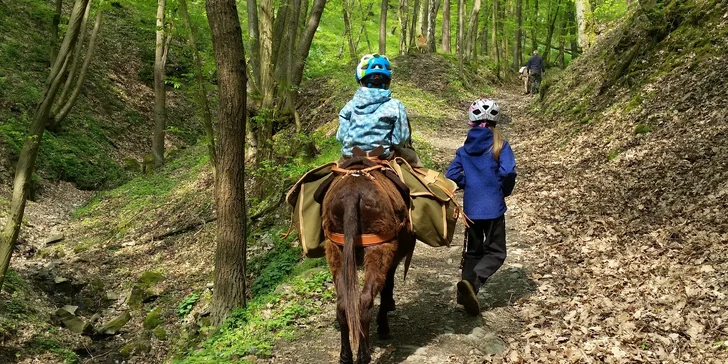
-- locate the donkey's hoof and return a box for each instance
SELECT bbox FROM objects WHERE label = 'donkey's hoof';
[380,300,396,312]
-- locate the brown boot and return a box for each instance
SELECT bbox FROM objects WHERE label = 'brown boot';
[456,280,480,316]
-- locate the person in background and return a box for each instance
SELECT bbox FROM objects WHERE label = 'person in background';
[524,50,545,95]
[337,53,422,167]
[445,98,517,316]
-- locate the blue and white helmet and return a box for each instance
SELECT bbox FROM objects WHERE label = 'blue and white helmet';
[355,54,392,82]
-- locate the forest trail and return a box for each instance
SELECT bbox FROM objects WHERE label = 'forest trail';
[264,84,538,363]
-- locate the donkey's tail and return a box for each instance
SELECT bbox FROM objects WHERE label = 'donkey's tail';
[343,193,362,352]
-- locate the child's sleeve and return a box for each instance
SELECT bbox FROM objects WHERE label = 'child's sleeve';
[499,142,517,197]
[336,102,353,144]
[445,150,466,188]
[391,101,411,147]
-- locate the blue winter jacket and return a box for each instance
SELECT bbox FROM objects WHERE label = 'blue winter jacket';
[337,87,410,157]
[445,127,517,220]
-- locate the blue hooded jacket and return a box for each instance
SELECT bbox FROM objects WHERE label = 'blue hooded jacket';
[337,87,410,157]
[445,127,517,220]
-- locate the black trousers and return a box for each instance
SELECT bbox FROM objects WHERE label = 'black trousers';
[461,216,507,292]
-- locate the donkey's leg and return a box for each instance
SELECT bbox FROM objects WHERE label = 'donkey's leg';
[376,264,397,340]
[327,243,354,364]
[360,245,397,360]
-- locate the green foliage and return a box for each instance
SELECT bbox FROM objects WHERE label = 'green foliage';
[178,267,333,363]
[607,150,621,161]
[249,232,302,296]
[634,124,653,134]
[177,292,201,318]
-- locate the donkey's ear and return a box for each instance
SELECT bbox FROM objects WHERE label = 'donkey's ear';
[352,146,366,157]
[370,145,385,157]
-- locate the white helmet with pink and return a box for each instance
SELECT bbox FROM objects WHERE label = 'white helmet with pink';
[468,98,500,125]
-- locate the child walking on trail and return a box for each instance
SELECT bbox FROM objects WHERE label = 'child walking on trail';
[445,98,517,316]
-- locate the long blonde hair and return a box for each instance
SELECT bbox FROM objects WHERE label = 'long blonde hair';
[489,126,504,161]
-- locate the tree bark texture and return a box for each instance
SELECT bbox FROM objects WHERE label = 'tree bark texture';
[247,0,262,87]
[514,0,522,68]
[543,0,562,64]
[398,0,409,54]
[426,0,439,51]
[419,0,429,38]
[291,0,327,87]
[0,0,90,290]
[153,0,169,167]
[205,0,248,326]
[457,0,464,77]
[492,0,501,77]
[51,0,63,66]
[408,0,420,48]
[575,0,593,49]
[179,0,217,165]
[380,0,388,54]
[466,0,481,60]
[442,0,450,52]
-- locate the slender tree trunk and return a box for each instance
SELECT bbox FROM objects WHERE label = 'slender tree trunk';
[398,0,409,54]
[179,0,217,165]
[54,0,92,119]
[52,8,102,128]
[353,1,374,53]
[285,0,302,133]
[342,0,357,61]
[419,0,429,38]
[0,0,91,290]
[492,0,500,77]
[153,0,168,168]
[409,0,420,48]
[247,0,261,88]
[466,0,482,60]
[205,0,248,326]
[380,0,388,54]
[457,0,464,78]
[292,0,328,87]
[426,0,439,51]
[514,0,522,68]
[257,0,275,162]
[543,0,561,65]
[558,17,565,68]
[531,0,538,53]
[568,3,578,57]
[442,0,450,52]
[51,0,63,66]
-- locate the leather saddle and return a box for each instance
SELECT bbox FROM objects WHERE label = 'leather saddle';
[314,146,410,206]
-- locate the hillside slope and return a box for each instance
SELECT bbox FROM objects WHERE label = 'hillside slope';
[507,0,727,361]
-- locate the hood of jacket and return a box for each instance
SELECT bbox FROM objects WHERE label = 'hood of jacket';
[352,87,392,115]
[463,126,494,155]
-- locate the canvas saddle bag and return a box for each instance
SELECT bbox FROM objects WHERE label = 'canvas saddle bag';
[286,159,462,258]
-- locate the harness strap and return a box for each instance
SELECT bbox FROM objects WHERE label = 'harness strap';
[325,230,397,247]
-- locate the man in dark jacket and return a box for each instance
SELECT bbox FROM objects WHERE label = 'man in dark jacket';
[524,50,545,95]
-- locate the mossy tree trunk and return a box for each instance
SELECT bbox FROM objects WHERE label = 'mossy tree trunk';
[0,0,96,290]
[205,0,248,325]
[153,0,172,168]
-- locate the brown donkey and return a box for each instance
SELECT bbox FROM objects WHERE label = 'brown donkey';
[322,159,414,364]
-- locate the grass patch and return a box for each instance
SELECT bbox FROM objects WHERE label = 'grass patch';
[634,123,653,134]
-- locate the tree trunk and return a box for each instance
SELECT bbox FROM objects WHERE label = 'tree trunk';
[465,0,481,60]
[419,0,429,38]
[353,1,374,53]
[514,0,522,68]
[558,16,566,68]
[53,0,92,120]
[0,0,91,290]
[380,0,388,54]
[179,0,217,165]
[492,0,500,77]
[531,0,538,53]
[543,0,561,65]
[442,0,450,52]
[205,0,248,326]
[286,0,302,133]
[341,0,357,61]
[426,0,438,51]
[575,0,593,49]
[292,0,327,87]
[51,0,63,66]
[153,0,168,168]
[52,7,102,127]
[409,0,420,49]
[398,0,409,54]
[457,0,464,78]
[247,0,262,88]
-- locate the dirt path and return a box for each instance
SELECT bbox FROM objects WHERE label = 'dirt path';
[266,86,538,363]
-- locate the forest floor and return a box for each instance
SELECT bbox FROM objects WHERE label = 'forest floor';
[261,85,540,364]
